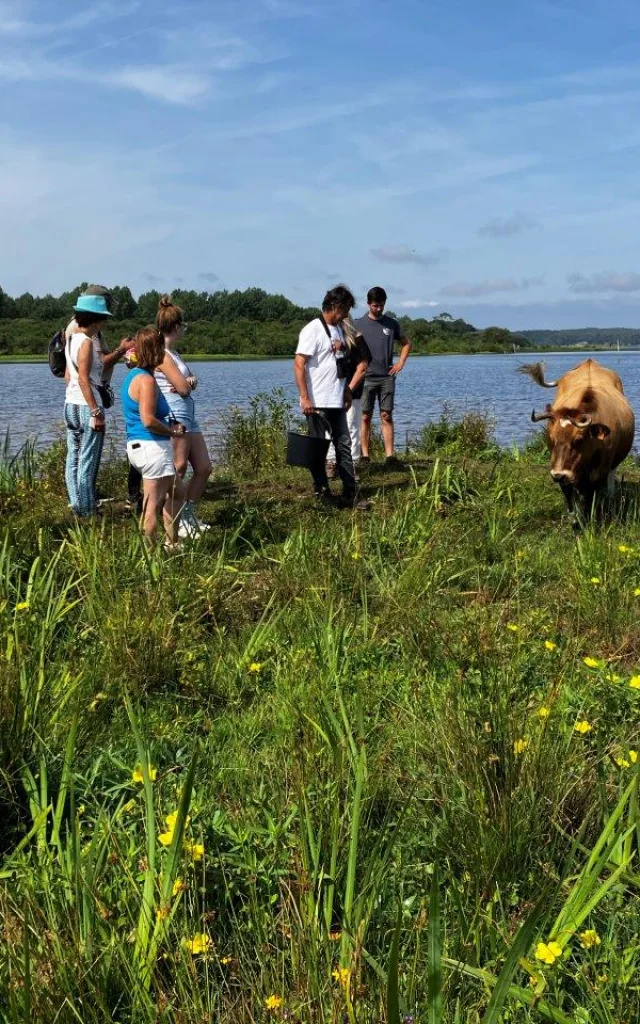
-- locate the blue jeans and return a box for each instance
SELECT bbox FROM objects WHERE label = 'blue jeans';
[64,403,105,516]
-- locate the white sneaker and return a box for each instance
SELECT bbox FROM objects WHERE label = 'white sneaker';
[178,520,205,540]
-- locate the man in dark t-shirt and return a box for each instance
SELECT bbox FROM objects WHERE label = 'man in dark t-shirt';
[354,286,411,468]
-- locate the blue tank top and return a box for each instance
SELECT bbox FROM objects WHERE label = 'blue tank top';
[121,368,171,442]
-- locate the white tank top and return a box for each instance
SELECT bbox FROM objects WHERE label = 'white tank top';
[154,348,191,398]
[65,333,104,406]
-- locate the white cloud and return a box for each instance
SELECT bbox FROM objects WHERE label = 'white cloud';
[398,299,439,308]
[371,245,446,267]
[477,211,539,237]
[567,270,640,293]
[440,277,545,298]
[107,66,211,104]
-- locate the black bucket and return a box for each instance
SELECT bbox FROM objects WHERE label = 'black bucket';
[286,413,331,469]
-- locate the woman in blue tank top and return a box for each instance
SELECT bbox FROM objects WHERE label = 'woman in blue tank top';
[121,326,187,548]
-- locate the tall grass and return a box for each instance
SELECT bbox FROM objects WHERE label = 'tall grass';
[1,405,640,1021]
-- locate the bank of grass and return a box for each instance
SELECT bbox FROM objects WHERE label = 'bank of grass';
[1,401,640,1023]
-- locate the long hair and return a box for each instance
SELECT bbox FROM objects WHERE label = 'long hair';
[156,295,184,336]
[342,314,360,349]
[133,326,165,369]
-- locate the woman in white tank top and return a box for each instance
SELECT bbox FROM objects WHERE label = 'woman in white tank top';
[155,296,213,538]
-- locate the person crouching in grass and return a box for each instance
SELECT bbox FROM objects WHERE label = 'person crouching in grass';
[121,327,186,548]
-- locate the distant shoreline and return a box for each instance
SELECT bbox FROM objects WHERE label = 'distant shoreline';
[1,347,637,364]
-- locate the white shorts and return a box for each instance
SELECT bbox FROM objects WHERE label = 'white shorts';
[127,439,176,480]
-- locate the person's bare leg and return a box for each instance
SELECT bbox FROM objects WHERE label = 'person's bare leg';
[172,435,190,480]
[162,474,186,543]
[381,411,394,457]
[142,478,165,542]
[361,412,372,459]
[185,432,212,502]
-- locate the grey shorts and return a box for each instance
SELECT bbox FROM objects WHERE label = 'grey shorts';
[362,375,396,415]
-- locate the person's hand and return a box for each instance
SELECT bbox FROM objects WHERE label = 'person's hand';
[343,387,352,412]
[171,423,186,436]
[119,337,135,353]
[388,362,404,377]
[187,375,198,391]
[300,396,315,415]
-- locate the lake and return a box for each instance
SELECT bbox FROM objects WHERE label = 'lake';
[2,352,640,456]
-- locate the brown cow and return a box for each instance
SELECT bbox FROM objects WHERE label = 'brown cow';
[519,359,635,518]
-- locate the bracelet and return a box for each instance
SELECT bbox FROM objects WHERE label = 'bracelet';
[90,408,101,416]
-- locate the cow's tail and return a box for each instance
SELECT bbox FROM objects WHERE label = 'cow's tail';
[517,362,559,388]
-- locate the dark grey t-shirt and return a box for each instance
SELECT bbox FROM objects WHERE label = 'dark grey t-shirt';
[354,314,402,377]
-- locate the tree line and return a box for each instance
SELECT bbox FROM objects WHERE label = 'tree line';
[0,283,531,357]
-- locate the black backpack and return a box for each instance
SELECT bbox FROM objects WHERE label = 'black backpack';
[48,330,66,378]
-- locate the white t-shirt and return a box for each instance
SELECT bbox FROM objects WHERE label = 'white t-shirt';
[155,348,191,398]
[296,318,346,409]
[65,333,104,406]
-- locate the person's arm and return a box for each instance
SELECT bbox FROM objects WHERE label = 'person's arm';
[137,375,185,438]
[157,354,192,398]
[389,332,411,376]
[76,338,103,423]
[349,358,368,395]
[294,353,314,415]
[102,337,135,372]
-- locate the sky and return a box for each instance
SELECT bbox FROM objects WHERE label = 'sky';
[2,0,640,330]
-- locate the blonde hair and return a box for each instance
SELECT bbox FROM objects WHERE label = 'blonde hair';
[156,294,184,336]
[342,314,359,349]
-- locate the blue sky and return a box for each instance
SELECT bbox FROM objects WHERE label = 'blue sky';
[2,0,640,329]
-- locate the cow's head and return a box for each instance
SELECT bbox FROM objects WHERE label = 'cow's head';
[530,406,611,485]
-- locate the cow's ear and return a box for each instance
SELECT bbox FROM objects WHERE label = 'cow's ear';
[589,423,611,440]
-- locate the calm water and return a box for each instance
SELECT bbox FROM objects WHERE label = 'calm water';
[2,352,640,456]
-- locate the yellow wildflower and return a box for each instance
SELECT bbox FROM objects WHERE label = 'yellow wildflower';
[220,955,233,965]
[158,830,174,846]
[351,552,360,560]
[513,738,529,755]
[544,640,557,651]
[583,657,603,669]
[535,941,563,965]
[172,877,186,896]
[618,544,634,554]
[630,750,638,763]
[132,765,157,784]
[579,929,601,949]
[248,662,263,673]
[615,755,630,768]
[328,930,342,941]
[156,906,169,921]
[629,676,640,689]
[185,840,204,862]
[332,966,350,987]
[265,995,283,1011]
[616,750,638,768]
[634,588,640,597]
[507,624,519,632]
[575,720,593,734]
[185,933,211,955]
[538,706,550,719]
[590,577,601,585]
[15,601,30,612]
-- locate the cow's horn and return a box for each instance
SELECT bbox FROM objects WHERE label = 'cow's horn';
[531,408,554,423]
[571,415,592,429]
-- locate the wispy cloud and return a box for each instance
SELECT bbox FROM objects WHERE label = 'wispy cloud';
[398,299,439,309]
[107,66,211,104]
[198,272,220,283]
[567,271,640,293]
[440,276,545,298]
[371,245,447,267]
[477,211,539,238]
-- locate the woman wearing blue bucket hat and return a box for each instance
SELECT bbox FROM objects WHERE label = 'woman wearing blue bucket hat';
[64,292,113,517]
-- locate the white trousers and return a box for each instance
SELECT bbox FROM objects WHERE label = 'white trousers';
[327,398,362,463]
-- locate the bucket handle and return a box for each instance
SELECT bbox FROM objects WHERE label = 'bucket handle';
[305,410,332,433]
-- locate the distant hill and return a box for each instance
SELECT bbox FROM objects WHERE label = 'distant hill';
[520,328,640,348]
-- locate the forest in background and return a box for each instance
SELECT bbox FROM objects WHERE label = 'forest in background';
[0,283,531,356]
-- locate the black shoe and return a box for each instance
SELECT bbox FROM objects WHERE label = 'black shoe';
[359,455,370,466]
[314,487,335,506]
[385,455,404,470]
[338,493,372,511]
[125,493,143,514]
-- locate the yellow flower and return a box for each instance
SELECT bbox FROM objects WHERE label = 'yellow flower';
[332,966,350,987]
[172,877,186,896]
[615,755,630,768]
[629,676,640,689]
[618,544,634,554]
[507,624,519,632]
[590,577,601,585]
[185,840,204,862]
[583,657,603,669]
[634,588,640,597]
[575,720,593,734]
[248,662,263,673]
[579,929,601,949]
[513,738,529,755]
[351,552,360,560]
[544,640,557,651]
[132,765,157,784]
[606,672,622,683]
[538,706,550,719]
[156,906,169,921]
[220,955,233,965]
[265,995,283,1011]
[186,933,211,955]
[15,601,30,611]
[158,830,174,846]
[535,940,563,965]
[630,750,638,763]
[616,750,638,768]
[515,549,526,559]
[328,930,342,941]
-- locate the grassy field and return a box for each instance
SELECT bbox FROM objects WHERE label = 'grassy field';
[1,400,639,1023]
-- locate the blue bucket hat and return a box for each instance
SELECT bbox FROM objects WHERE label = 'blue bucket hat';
[73,294,113,317]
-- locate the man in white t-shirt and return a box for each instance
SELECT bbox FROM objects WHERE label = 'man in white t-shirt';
[294,285,369,508]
